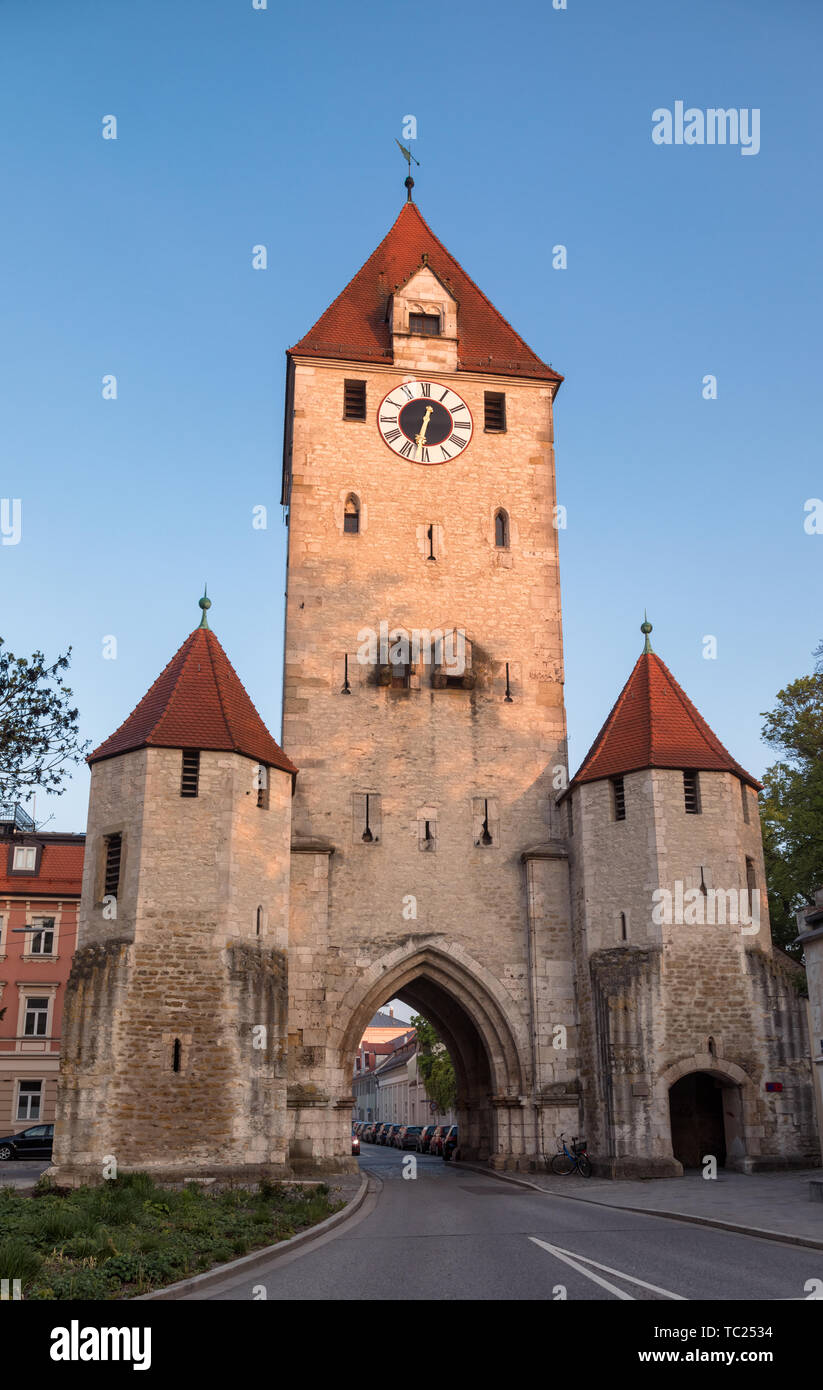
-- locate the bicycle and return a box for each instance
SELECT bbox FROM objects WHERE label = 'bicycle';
[550,1132,592,1178]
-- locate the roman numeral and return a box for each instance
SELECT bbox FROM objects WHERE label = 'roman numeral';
[440,389,449,401]
[386,398,401,408]
[421,383,431,396]
[454,420,470,431]
[399,440,415,458]
[401,384,413,398]
[384,429,401,443]
[421,447,430,463]
[380,415,398,424]
[449,433,466,449]
[451,403,467,413]
[440,445,452,460]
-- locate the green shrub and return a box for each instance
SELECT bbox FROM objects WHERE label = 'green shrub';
[0,1238,43,1283]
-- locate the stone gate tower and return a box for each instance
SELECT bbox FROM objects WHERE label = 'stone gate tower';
[281,200,579,1170]
[51,597,296,1185]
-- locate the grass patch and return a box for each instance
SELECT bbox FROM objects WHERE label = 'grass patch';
[0,1174,342,1300]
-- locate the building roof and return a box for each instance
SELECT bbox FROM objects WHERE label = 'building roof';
[289,201,562,384]
[0,835,85,896]
[565,647,761,795]
[89,625,297,774]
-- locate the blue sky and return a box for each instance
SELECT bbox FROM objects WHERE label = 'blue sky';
[1,0,820,832]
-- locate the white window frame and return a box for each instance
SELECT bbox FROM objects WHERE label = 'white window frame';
[23,996,50,1038]
[12,845,36,872]
[28,916,56,956]
[16,1079,43,1121]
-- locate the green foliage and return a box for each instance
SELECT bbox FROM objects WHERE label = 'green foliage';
[760,668,823,955]
[411,1014,457,1113]
[0,1170,338,1300]
[0,638,90,799]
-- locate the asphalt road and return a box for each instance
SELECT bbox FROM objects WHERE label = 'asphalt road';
[185,1143,823,1302]
[0,1159,49,1187]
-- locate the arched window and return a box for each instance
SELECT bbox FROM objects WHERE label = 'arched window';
[494,508,510,548]
[256,906,263,937]
[344,494,360,534]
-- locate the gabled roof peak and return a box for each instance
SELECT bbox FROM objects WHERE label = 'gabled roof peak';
[289,201,562,383]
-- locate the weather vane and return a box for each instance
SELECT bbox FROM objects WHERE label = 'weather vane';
[395,137,420,202]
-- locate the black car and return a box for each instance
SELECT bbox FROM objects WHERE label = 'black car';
[0,1123,54,1161]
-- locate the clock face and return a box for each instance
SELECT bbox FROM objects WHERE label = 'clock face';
[377,381,473,464]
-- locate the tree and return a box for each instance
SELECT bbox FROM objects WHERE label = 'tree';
[759,666,823,955]
[0,638,89,800]
[411,1014,457,1114]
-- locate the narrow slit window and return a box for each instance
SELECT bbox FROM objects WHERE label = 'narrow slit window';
[343,380,366,420]
[256,765,270,809]
[740,779,750,824]
[104,833,122,897]
[172,1038,181,1073]
[619,912,627,942]
[181,749,200,798]
[484,392,506,432]
[567,798,573,836]
[344,494,360,534]
[409,312,440,336]
[612,776,626,822]
[683,770,700,814]
[494,509,510,548]
[745,856,757,896]
[256,906,263,937]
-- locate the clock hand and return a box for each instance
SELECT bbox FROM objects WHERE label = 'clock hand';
[415,406,434,446]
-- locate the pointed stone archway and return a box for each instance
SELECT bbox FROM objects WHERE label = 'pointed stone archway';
[333,937,533,1164]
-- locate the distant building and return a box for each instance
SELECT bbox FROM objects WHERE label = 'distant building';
[352,1027,455,1128]
[0,803,83,1133]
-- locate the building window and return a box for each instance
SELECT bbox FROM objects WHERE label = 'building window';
[256,765,270,809]
[30,918,55,955]
[740,779,750,824]
[181,749,200,798]
[343,379,366,420]
[256,905,263,937]
[494,509,510,548]
[354,792,381,844]
[619,912,628,942]
[611,776,626,821]
[418,815,437,853]
[567,798,573,836]
[24,997,49,1037]
[683,770,701,814]
[745,857,757,896]
[484,392,506,432]
[409,312,440,336]
[172,1038,182,1073]
[16,1080,42,1121]
[344,494,360,534]
[103,833,122,898]
[12,845,37,872]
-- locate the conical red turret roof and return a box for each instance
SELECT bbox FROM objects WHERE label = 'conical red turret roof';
[89,625,297,775]
[289,201,562,383]
[566,646,760,794]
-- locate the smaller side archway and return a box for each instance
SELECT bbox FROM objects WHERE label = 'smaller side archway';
[660,1054,754,1172]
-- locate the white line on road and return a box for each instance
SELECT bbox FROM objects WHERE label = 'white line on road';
[528,1237,686,1300]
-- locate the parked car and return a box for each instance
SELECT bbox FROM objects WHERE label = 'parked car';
[416,1124,437,1153]
[429,1124,450,1157]
[376,1123,392,1145]
[352,1132,360,1155]
[398,1125,423,1150]
[442,1125,459,1161]
[387,1124,402,1147]
[0,1123,54,1161]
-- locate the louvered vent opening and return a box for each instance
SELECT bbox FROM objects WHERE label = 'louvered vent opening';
[181,749,200,798]
[683,770,700,814]
[257,767,270,809]
[484,392,506,432]
[612,776,626,821]
[343,379,366,420]
[104,833,122,897]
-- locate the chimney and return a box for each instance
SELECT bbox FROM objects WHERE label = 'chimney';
[389,1006,394,1017]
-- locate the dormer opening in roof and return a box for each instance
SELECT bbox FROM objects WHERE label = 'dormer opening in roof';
[389,259,459,374]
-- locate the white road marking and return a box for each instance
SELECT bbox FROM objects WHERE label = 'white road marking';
[529,1237,686,1300]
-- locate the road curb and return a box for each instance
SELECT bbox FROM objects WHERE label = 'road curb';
[136,1172,370,1300]
[455,1162,823,1252]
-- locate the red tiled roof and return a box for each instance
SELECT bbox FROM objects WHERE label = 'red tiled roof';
[289,201,562,383]
[567,650,761,793]
[0,839,85,896]
[89,626,297,775]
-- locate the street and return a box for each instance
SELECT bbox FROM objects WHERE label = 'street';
[182,1145,823,1301]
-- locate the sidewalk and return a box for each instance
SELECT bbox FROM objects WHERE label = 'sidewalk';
[469,1165,823,1248]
